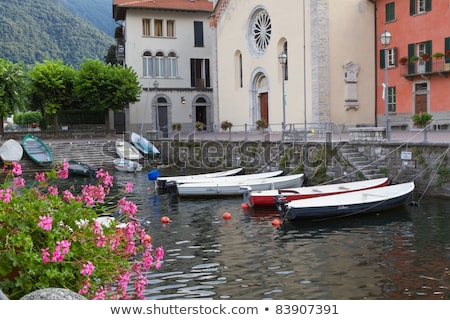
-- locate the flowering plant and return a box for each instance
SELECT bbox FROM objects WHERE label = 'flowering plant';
[195,121,205,131]
[412,112,433,128]
[256,119,268,130]
[220,120,233,131]
[0,161,163,300]
[172,123,181,131]
[446,50,450,58]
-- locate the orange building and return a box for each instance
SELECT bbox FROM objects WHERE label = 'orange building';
[375,0,450,132]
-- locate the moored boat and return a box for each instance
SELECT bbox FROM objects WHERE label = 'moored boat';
[68,160,98,177]
[172,170,285,185]
[276,181,415,221]
[249,177,390,207]
[130,132,160,158]
[175,173,304,197]
[0,139,23,164]
[152,167,245,188]
[115,139,143,160]
[113,158,143,173]
[21,134,53,166]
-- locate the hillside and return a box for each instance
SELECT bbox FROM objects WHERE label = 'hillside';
[0,0,115,67]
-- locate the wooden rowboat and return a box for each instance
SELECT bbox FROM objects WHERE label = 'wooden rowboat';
[21,134,53,167]
[276,181,415,221]
[248,177,390,207]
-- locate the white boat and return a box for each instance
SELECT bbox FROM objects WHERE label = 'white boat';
[174,174,304,197]
[277,181,415,221]
[153,167,245,188]
[172,170,285,185]
[0,139,23,164]
[113,158,143,172]
[248,177,390,207]
[115,139,143,160]
[130,132,160,158]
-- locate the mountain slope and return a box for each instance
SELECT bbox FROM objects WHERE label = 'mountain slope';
[0,0,114,67]
[58,0,117,37]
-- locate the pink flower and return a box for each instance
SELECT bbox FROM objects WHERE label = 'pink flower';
[13,177,25,188]
[35,172,46,182]
[0,188,12,203]
[93,286,106,300]
[41,248,50,264]
[62,190,75,202]
[47,185,58,195]
[38,215,53,231]
[125,182,133,193]
[57,160,69,179]
[12,162,22,176]
[80,261,95,276]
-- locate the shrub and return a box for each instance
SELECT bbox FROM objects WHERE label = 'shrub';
[172,123,181,131]
[256,119,268,130]
[195,121,205,131]
[412,112,433,128]
[220,120,233,131]
[0,161,163,300]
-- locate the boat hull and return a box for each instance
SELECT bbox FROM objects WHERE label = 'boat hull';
[115,140,143,160]
[0,139,23,163]
[176,174,304,197]
[68,160,97,177]
[130,132,160,157]
[113,158,143,172]
[21,134,53,166]
[277,182,414,221]
[249,177,390,207]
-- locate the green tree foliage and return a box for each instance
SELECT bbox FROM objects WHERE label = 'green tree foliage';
[28,60,76,131]
[0,58,28,134]
[0,0,114,67]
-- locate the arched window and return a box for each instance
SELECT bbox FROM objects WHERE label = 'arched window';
[155,51,165,77]
[167,52,178,78]
[143,51,153,77]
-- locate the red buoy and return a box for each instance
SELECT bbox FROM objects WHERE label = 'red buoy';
[271,219,281,227]
[241,203,249,209]
[161,216,171,224]
[143,234,152,243]
[222,212,232,220]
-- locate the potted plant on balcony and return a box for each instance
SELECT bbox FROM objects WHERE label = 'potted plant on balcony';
[446,50,450,58]
[432,52,444,59]
[220,120,233,131]
[399,56,408,65]
[410,56,419,63]
[420,53,430,61]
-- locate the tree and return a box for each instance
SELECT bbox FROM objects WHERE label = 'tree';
[28,60,76,132]
[75,59,141,135]
[0,58,27,135]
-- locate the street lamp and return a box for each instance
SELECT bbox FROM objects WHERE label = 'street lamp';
[153,80,159,139]
[278,52,287,139]
[380,30,392,141]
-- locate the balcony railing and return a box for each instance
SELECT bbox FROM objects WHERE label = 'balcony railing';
[399,59,450,80]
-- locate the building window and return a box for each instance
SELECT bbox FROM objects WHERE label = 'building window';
[190,59,210,88]
[142,19,151,36]
[167,20,175,37]
[167,52,178,78]
[248,8,272,55]
[154,51,165,77]
[380,48,396,69]
[194,21,204,47]
[154,19,163,37]
[143,51,153,77]
[410,0,431,15]
[388,87,396,112]
[385,2,395,22]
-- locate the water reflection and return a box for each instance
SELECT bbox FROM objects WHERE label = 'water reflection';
[65,169,450,299]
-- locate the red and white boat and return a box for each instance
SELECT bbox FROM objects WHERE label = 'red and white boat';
[248,177,390,207]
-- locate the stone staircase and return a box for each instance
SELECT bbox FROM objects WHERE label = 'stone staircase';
[338,143,386,180]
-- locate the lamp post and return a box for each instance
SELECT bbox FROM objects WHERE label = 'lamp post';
[380,30,392,141]
[278,52,287,139]
[153,80,159,139]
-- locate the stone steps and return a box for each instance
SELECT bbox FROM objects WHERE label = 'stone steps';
[338,144,386,180]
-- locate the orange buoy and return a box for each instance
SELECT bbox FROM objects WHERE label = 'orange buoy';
[222,212,232,220]
[143,234,152,243]
[241,203,249,209]
[271,218,281,227]
[161,216,171,224]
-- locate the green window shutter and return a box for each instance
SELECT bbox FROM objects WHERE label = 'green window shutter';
[386,2,395,22]
[425,0,432,12]
[445,37,450,63]
[425,40,432,72]
[408,43,415,74]
[410,0,415,15]
[380,49,386,69]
